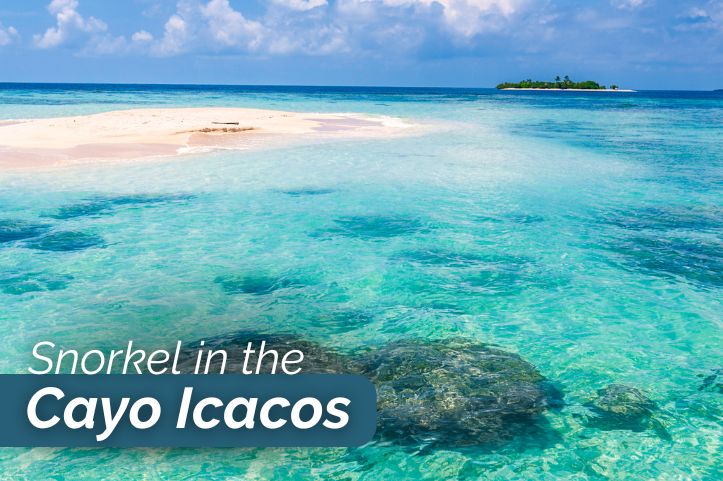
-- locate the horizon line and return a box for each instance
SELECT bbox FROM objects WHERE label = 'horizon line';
[0,81,718,92]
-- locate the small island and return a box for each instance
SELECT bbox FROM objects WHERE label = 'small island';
[497,76,634,91]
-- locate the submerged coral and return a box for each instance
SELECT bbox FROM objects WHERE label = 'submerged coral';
[585,384,669,439]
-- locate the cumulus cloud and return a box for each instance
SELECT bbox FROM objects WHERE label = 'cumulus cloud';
[153,14,189,56]
[200,0,265,48]
[0,23,19,46]
[34,0,107,48]
[131,30,153,43]
[151,0,266,56]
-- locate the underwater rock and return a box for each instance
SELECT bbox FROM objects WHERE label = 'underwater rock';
[280,188,336,197]
[585,384,669,438]
[25,231,105,252]
[324,215,425,239]
[0,272,72,295]
[0,219,50,243]
[46,194,194,219]
[176,331,562,447]
[357,338,563,447]
[214,274,306,295]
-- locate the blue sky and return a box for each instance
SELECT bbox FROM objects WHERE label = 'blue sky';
[0,0,721,89]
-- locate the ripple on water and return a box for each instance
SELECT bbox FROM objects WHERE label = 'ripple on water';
[279,188,336,197]
[319,215,426,239]
[395,248,490,268]
[24,231,106,252]
[0,219,50,243]
[45,193,195,219]
[475,213,546,225]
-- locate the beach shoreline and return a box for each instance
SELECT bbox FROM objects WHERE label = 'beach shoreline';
[0,107,416,169]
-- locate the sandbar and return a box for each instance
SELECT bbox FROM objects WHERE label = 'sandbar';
[0,107,415,169]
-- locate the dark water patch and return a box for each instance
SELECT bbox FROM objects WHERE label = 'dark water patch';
[214,274,307,295]
[583,384,670,439]
[24,231,106,252]
[607,235,723,287]
[600,205,723,233]
[319,215,426,239]
[358,338,563,448]
[45,193,195,219]
[279,188,336,197]
[0,219,50,243]
[697,368,722,393]
[0,272,72,295]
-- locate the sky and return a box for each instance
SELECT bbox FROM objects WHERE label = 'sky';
[0,0,721,89]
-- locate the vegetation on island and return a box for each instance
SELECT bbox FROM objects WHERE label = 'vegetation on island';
[497,76,619,90]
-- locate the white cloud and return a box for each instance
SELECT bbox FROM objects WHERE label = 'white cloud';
[271,0,328,11]
[151,0,266,56]
[0,23,19,46]
[131,30,154,43]
[200,0,265,48]
[34,0,107,48]
[153,13,189,55]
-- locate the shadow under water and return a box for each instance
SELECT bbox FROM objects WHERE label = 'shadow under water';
[44,193,195,220]
[24,231,106,252]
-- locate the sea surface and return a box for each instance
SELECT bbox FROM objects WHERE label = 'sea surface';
[0,84,721,480]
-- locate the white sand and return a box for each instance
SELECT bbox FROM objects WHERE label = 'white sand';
[0,107,415,169]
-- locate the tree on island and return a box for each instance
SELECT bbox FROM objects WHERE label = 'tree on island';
[496,76,616,90]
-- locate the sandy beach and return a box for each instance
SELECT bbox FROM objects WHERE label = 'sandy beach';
[0,107,414,169]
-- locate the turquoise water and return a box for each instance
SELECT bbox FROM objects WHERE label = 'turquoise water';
[0,85,721,480]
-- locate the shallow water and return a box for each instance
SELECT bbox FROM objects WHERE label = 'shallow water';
[0,85,721,480]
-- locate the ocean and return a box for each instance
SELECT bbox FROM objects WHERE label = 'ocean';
[0,84,721,480]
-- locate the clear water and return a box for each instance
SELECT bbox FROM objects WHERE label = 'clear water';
[0,84,721,480]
